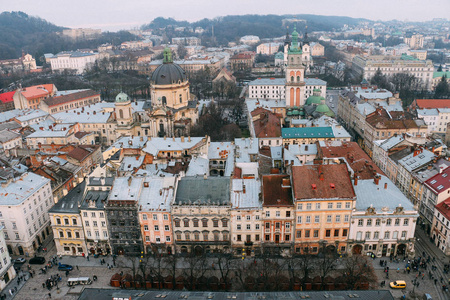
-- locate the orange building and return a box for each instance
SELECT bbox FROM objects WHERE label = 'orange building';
[13,84,56,110]
[291,164,356,255]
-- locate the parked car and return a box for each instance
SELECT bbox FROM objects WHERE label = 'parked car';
[58,263,73,271]
[29,257,46,264]
[390,280,406,289]
[15,258,26,264]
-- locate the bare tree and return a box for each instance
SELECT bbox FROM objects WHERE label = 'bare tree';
[182,246,209,290]
[163,252,179,290]
[317,252,337,290]
[215,254,234,291]
[117,255,140,288]
[341,255,377,289]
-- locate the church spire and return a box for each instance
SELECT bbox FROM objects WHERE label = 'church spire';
[303,25,309,45]
[163,47,173,64]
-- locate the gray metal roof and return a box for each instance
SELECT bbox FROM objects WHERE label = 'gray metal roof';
[78,289,394,300]
[174,176,231,206]
[48,181,85,214]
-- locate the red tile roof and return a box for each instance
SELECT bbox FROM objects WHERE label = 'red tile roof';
[415,99,450,109]
[67,145,99,162]
[320,141,384,180]
[291,164,356,200]
[251,108,282,138]
[43,90,99,107]
[0,91,15,104]
[262,174,293,206]
[20,84,54,100]
[366,108,419,130]
[435,197,450,221]
[424,166,450,194]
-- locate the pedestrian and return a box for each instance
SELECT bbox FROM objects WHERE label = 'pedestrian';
[48,292,51,298]
[76,265,79,270]
[435,278,438,285]
[417,281,420,287]
[43,283,46,289]
[87,255,89,261]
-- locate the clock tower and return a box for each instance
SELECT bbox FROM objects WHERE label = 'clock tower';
[285,25,306,107]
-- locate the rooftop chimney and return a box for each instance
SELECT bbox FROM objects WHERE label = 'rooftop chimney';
[374,175,380,185]
[319,172,324,181]
[243,185,246,194]
[354,176,358,186]
[384,182,388,189]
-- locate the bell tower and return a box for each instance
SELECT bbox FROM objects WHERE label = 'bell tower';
[285,25,306,107]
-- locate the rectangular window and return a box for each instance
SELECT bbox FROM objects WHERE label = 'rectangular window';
[328,203,333,209]
[297,204,303,210]
[395,219,400,226]
[266,211,270,217]
[336,203,342,209]
[237,234,241,241]
[316,203,321,210]
[345,202,351,209]
[265,234,270,241]
[255,224,260,230]
[91,212,96,217]
[367,219,372,226]
[358,219,363,226]
[386,219,392,226]
[153,214,158,220]
[305,230,310,238]
[246,224,251,230]
[404,219,409,226]
[325,230,331,237]
[83,212,87,217]
[164,214,168,220]
[313,230,319,237]
[142,214,147,220]
[154,225,159,231]
[144,225,149,231]
[393,231,398,239]
[384,231,390,239]
[276,211,280,217]
[374,231,379,239]
[296,230,302,238]
[401,231,407,238]
[286,211,291,217]
[165,225,169,231]
[100,212,104,218]
[237,224,241,230]
[213,220,219,227]
[334,229,339,237]
[335,215,341,222]
[327,215,332,222]
[246,216,251,221]
[237,216,241,221]
[306,203,312,210]
[342,229,348,237]
[93,221,97,227]
[365,231,371,239]
[314,216,320,223]
[375,219,380,226]
[297,216,302,223]
[193,219,199,227]
[85,221,89,226]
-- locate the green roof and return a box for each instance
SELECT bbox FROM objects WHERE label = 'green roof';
[400,53,418,61]
[282,127,334,139]
[305,95,325,105]
[433,71,450,79]
[275,52,284,59]
[315,104,335,117]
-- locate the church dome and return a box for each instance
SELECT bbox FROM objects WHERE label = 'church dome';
[151,63,187,85]
[315,104,335,117]
[115,92,130,103]
[305,95,325,106]
[151,47,187,85]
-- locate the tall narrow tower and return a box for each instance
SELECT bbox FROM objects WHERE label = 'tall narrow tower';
[285,25,306,107]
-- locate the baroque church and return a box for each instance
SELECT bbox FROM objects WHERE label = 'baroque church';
[112,47,198,138]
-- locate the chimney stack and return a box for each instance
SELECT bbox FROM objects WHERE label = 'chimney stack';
[243,185,246,194]
[319,173,324,181]
[354,176,358,186]
[374,175,380,185]
[384,182,388,189]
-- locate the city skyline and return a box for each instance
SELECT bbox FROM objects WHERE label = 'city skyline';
[2,0,450,31]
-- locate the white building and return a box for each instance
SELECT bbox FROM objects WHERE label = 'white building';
[0,130,22,155]
[432,198,450,255]
[0,226,16,292]
[352,55,434,90]
[230,178,263,256]
[0,172,52,256]
[240,35,260,45]
[349,175,418,257]
[47,51,98,74]
[247,78,326,101]
[256,43,282,55]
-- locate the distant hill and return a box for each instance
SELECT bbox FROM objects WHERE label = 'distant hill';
[0,11,137,62]
[142,14,370,45]
[0,11,64,59]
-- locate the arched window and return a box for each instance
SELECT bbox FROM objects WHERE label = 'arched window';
[297,76,300,82]
[179,94,182,103]
[162,96,167,106]
[291,76,294,82]
[119,109,123,119]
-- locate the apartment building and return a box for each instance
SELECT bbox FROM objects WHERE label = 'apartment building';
[292,164,356,255]
[261,174,294,256]
[138,176,176,255]
[0,226,16,291]
[230,178,263,256]
[0,172,53,256]
[49,182,87,256]
[172,176,231,254]
[349,175,418,257]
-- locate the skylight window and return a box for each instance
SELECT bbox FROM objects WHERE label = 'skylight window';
[437,185,444,190]
[431,180,437,184]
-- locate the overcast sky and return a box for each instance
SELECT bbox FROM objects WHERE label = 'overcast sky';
[3,0,449,31]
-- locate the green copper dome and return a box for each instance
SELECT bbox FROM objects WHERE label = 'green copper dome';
[115,92,130,103]
[305,95,325,105]
[315,104,335,117]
